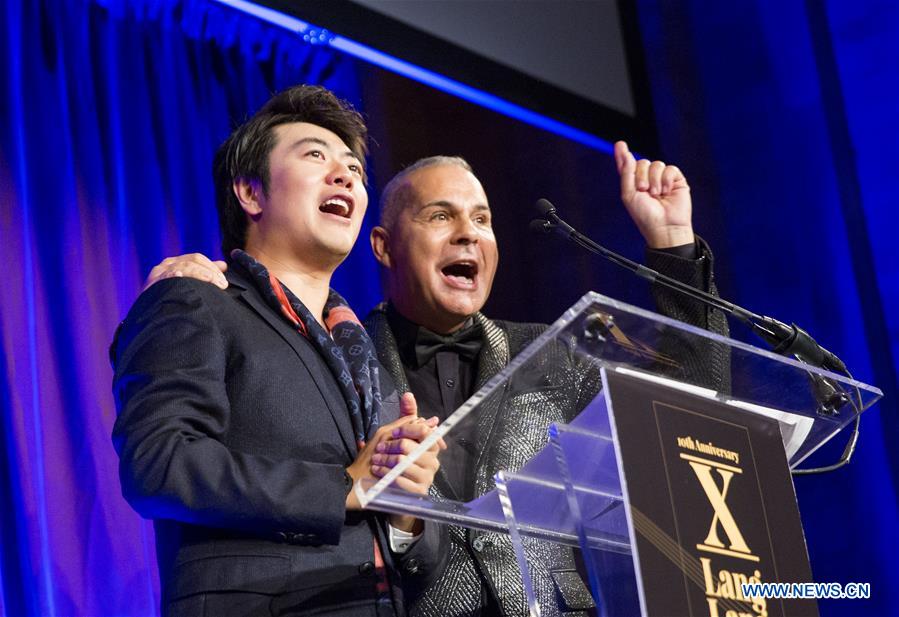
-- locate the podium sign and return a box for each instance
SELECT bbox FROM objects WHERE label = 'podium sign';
[606,369,817,617]
[357,293,881,616]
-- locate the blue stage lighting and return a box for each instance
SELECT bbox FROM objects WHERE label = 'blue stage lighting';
[213,0,615,154]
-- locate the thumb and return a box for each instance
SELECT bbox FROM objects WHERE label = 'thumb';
[399,391,418,417]
[615,141,637,201]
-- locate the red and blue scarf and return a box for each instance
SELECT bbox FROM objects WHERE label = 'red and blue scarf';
[231,250,382,449]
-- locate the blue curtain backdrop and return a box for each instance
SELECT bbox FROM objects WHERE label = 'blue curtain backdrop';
[638,2,898,614]
[0,1,378,615]
[1,0,897,616]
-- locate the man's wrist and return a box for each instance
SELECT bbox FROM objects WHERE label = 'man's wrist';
[644,225,695,250]
[344,469,361,511]
[388,521,423,553]
[388,514,422,534]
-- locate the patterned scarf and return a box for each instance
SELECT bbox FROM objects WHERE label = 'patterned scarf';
[230,250,382,448]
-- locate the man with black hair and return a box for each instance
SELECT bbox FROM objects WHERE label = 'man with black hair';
[111,85,445,617]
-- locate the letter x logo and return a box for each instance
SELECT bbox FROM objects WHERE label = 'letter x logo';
[685,458,755,560]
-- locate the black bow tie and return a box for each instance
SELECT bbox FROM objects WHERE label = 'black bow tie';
[414,324,483,367]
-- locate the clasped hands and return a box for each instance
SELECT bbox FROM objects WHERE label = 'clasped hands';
[346,392,446,532]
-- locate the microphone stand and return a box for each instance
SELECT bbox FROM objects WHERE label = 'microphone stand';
[532,199,861,474]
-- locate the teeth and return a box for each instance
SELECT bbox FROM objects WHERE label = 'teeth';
[321,197,350,216]
[443,261,477,279]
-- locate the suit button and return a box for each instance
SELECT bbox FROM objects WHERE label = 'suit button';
[288,533,303,544]
[405,558,420,575]
[359,561,375,575]
[472,537,486,552]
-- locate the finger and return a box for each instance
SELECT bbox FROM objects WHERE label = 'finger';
[209,260,228,288]
[143,265,188,292]
[661,165,686,194]
[377,438,420,456]
[389,475,429,495]
[390,422,434,441]
[177,263,223,287]
[635,158,651,191]
[183,254,228,288]
[371,451,438,473]
[398,458,439,485]
[143,265,168,291]
[148,256,228,289]
[371,453,405,468]
[367,417,417,453]
[420,418,447,449]
[179,253,216,267]
[377,414,418,437]
[648,161,666,196]
[613,140,630,173]
[399,391,418,417]
[616,141,637,200]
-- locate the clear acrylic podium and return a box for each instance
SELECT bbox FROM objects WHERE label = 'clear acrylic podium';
[357,293,882,616]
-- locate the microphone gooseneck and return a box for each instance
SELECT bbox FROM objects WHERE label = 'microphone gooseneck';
[530,198,852,405]
[530,198,860,474]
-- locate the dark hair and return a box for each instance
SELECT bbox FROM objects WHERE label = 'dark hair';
[213,85,368,255]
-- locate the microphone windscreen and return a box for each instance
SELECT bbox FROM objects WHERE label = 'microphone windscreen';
[535,198,556,217]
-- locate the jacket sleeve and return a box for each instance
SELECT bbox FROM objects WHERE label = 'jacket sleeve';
[392,519,450,605]
[111,278,350,544]
[645,235,732,392]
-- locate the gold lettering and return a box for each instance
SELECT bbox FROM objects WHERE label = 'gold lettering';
[688,461,752,554]
[701,557,718,597]
[707,597,721,617]
[717,569,737,600]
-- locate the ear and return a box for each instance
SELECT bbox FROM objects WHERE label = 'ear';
[370,226,392,268]
[233,177,263,216]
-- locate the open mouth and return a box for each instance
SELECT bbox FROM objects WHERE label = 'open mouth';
[441,260,479,287]
[319,196,353,219]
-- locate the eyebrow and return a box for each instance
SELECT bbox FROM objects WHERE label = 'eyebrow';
[419,200,491,213]
[288,137,363,166]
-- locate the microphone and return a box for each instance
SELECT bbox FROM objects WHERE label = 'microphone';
[531,198,851,408]
[533,198,576,237]
[535,198,556,217]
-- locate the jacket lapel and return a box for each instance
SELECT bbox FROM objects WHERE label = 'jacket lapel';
[365,305,464,500]
[365,306,410,393]
[227,270,358,458]
[470,313,510,479]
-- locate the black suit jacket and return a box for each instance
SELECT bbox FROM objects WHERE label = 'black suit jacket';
[111,267,443,616]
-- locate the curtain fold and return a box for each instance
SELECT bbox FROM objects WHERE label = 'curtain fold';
[0,1,371,614]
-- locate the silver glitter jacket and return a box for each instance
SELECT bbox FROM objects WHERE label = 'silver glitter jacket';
[364,237,729,617]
